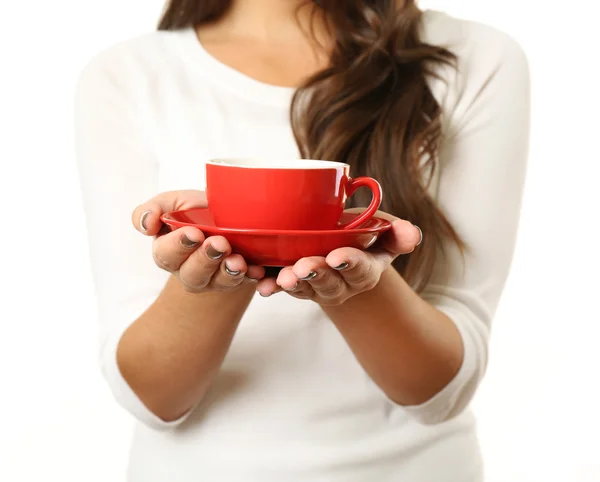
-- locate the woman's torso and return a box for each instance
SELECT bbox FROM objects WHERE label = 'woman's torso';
[95,10,488,481]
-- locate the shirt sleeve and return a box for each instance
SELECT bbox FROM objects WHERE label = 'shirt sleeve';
[402,34,531,424]
[74,54,185,430]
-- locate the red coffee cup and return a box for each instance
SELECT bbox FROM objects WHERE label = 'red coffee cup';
[205,159,382,230]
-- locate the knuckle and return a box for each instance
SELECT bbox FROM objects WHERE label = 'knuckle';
[180,282,199,293]
[181,283,203,294]
[179,275,209,293]
[190,252,220,275]
[347,263,375,287]
[316,279,345,299]
[216,275,245,291]
[178,261,215,291]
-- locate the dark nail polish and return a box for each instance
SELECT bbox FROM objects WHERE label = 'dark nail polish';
[225,264,241,276]
[300,271,317,281]
[206,245,225,260]
[139,210,152,232]
[414,225,423,246]
[334,262,349,271]
[180,234,199,248]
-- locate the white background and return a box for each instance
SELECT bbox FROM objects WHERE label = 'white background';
[1,1,598,481]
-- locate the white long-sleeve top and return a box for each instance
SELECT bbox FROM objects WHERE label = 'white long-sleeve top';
[75,9,530,482]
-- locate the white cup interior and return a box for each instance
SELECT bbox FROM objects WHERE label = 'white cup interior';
[207,158,348,169]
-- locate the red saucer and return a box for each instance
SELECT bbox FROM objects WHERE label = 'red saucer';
[161,208,392,267]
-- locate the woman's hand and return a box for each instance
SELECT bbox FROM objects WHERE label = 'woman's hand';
[255,212,422,305]
[132,190,265,292]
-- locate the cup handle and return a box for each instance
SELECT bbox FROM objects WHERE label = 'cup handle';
[338,177,383,229]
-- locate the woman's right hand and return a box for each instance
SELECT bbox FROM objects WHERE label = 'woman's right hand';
[132,190,265,292]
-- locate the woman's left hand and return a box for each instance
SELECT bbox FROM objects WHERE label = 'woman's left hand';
[255,213,422,305]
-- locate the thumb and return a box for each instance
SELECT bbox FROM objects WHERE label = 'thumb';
[379,219,423,255]
[132,190,207,236]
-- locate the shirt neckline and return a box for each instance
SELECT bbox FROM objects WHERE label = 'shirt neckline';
[178,27,296,108]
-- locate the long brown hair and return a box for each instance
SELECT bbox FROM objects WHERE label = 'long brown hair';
[159,0,463,291]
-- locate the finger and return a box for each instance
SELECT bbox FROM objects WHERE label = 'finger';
[245,265,266,282]
[208,254,247,291]
[132,190,207,236]
[276,266,302,291]
[276,267,315,299]
[255,277,280,298]
[379,219,422,255]
[324,247,367,273]
[291,257,346,300]
[177,235,231,291]
[152,226,205,273]
[325,248,380,291]
[343,209,419,254]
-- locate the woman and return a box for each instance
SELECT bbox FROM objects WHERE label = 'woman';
[75,0,529,480]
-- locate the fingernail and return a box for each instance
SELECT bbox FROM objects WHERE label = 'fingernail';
[225,263,241,276]
[140,210,152,232]
[206,245,225,260]
[260,292,272,298]
[334,262,349,271]
[414,225,423,246]
[299,271,317,281]
[180,234,199,248]
[245,275,259,282]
